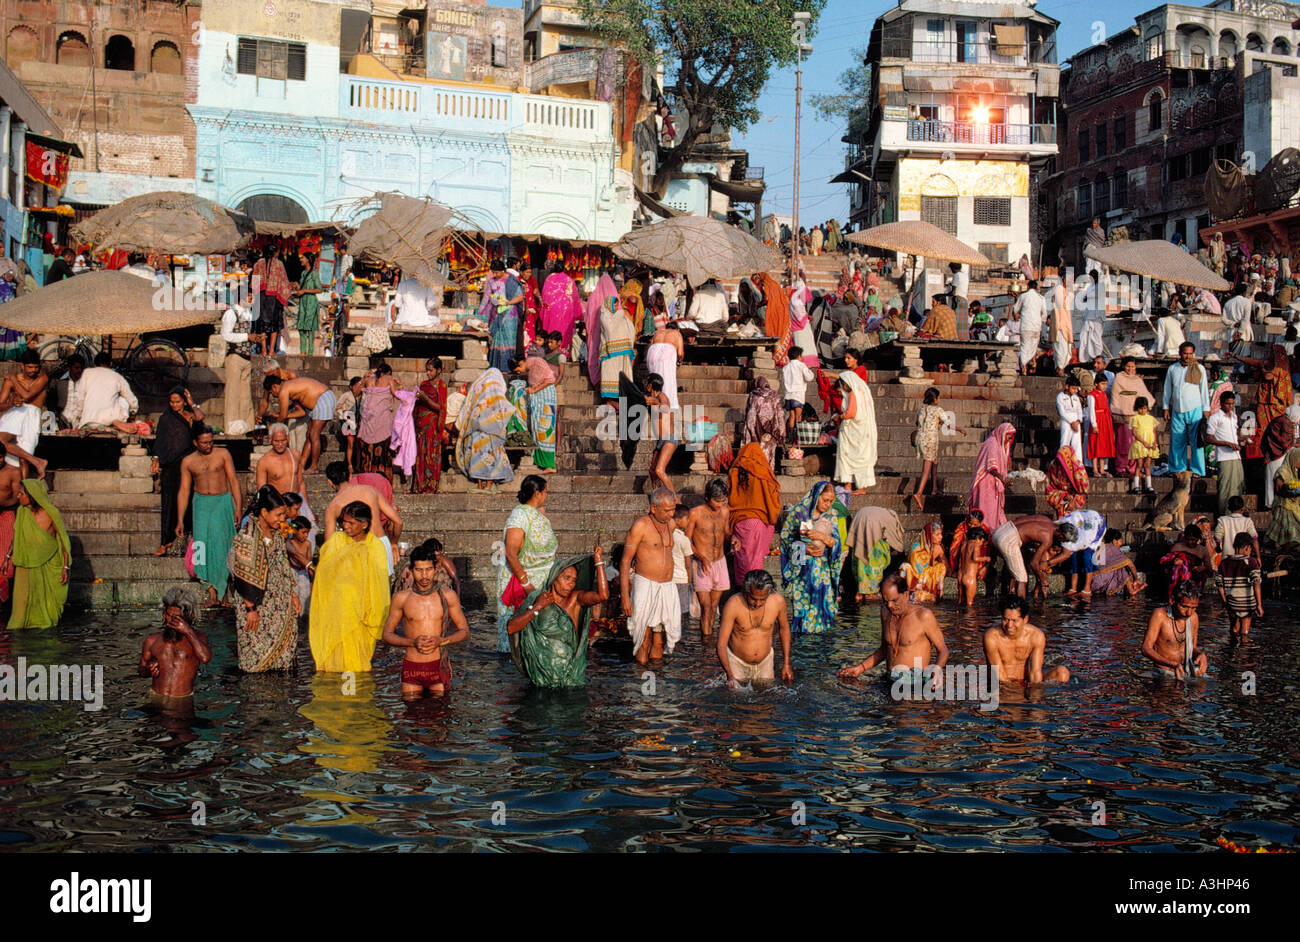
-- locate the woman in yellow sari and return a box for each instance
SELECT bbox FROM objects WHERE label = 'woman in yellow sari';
[6,479,71,628]
[309,500,391,672]
[900,521,946,604]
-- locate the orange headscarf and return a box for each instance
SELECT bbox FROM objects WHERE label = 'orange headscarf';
[620,279,646,334]
[728,443,782,527]
[755,273,790,344]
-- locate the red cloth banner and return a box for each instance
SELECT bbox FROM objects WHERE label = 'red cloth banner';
[25,141,70,191]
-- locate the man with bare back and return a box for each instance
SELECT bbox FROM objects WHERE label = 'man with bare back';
[381,545,470,699]
[983,595,1071,684]
[991,515,1077,598]
[138,587,212,703]
[1141,581,1208,679]
[323,460,403,568]
[837,572,949,686]
[255,423,302,497]
[717,569,793,687]
[263,372,336,474]
[686,476,737,636]
[176,426,240,606]
[621,486,681,664]
[645,374,678,493]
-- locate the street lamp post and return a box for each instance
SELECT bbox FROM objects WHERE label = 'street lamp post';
[792,11,812,274]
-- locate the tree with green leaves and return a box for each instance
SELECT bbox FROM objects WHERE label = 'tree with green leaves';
[578,0,827,196]
[809,47,872,142]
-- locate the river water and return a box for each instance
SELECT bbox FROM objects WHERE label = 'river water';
[1,595,1297,852]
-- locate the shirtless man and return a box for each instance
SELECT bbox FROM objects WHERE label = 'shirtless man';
[138,587,212,702]
[621,486,681,664]
[255,423,302,497]
[685,477,738,636]
[263,372,336,474]
[983,595,1071,684]
[990,515,1077,598]
[1141,581,1208,679]
[0,460,22,596]
[0,350,48,409]
[717,569,793,687]
[176,427,241,605]
[381,545,470,699]
[957,526,992,606]
[323,460,403,565]
[645,373,678,493]
[838,572,949,687]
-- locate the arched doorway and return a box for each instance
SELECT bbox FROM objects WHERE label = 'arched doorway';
[104,34,135,71]
[6,26,38,67]
[151,41,182,75]
[56,31,91,67]
[237,194,309,225]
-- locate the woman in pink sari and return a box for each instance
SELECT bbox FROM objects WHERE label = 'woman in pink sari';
[968,422,1016,532]
[584,274,617,388]
[540,266,583,348]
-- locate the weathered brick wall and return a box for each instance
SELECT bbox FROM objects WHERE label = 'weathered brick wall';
[1,0,199,179]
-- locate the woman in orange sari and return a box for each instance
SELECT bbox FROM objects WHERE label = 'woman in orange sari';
[1046,445,1090,517]
[727,443,782,584]
[1233,344,1292,460]
[753,272,791,365]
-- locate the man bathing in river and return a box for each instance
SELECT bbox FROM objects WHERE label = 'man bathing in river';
[838,572,949,684]
[138,587,212,703]
[621,487,681,664]
[717,570,793,687]
[1141,582,1208,679]
[991,515,1077,598]
[324,461,403,568]
[176,427,240,606]
[255,423,303,497]
[983,595,1071,684]
[685,477,737,636]
[381,545,469,699]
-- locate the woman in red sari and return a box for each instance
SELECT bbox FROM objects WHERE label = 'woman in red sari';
[520,263,541,355]
[412,358,447,494]
[1233,344,1292,460]
[1086,371,1115,477]
[968,423,1015,532]
[1046,445,1090,517]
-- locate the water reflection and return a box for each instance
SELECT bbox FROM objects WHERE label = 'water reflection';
[0,595,1296,851]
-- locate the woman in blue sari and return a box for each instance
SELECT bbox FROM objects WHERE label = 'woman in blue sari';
[478,259,524,374]
[779,480,843,633]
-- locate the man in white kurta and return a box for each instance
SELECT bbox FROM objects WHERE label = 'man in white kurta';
[1221,284,1253,343]
[1013,281,1045,373]
[389,277,441,329]
[78,359,138,430]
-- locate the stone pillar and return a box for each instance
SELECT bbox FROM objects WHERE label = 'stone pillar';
[118,444,155,494]
[897,343,928,384]
[0,106,10,203]
[9,120,24,212]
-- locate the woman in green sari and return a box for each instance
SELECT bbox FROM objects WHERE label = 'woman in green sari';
[6,479,71,628]
[506,548,608,688]
[295,252,322,355]
[496,474,558,652]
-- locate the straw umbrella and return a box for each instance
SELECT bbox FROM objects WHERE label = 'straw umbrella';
[611,215,784,287]
[1,270,218,395]
[71,191,256,255]
[845,221,989,319]
[1083,240,1230,292]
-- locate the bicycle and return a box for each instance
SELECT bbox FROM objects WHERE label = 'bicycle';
[37,333,190,398]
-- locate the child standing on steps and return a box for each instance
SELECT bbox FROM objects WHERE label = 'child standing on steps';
[1128,397,1159,494]
[782,346,814,443]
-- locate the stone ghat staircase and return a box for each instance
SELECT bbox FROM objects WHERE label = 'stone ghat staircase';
[47,358,1265,607]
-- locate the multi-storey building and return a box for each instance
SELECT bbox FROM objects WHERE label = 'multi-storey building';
[1,0,200,209]
[187,0,631,239]
[847,0,1060,268]
[0,55,73,267]
[1046,0,1300,269]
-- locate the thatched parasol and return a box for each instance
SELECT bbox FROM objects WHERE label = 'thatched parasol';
[0,270,219,334]
[253,219,347,238]
[845,221,990,316]
[346,192,456,290]
[845,221,990,266]
[611,215,783,287]
[1084,240,1229,291]
[71,191,256,255]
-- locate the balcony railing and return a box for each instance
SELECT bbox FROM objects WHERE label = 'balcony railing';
[906,120,1056,146]
[339,75,607,140]
[882,38,1057,66]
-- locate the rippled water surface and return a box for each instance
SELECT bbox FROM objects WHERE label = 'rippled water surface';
[1,595,1298,851]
